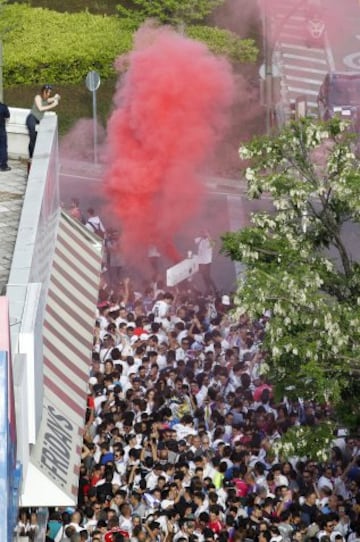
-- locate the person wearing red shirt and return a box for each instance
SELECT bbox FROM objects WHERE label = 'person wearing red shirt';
[208,504,224,535]
[233,468,249,498]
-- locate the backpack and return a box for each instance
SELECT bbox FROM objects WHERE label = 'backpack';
[87,219,105,239]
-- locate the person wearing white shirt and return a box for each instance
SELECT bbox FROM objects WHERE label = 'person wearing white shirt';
[194,230,217,295]
[317,466,334,492]
[146,464,164,491]
[99,335,115,364]
[152,293,174,323]
[196,384,209,408]
[193,491,209,518]
[157,344,168,370]
[85,208,106,237]
[176,337,191,361]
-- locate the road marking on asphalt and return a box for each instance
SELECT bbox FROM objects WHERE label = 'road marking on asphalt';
[343,52,360,71]
[283,53,327,63]
[306,101,318,108]
[285,75,323,85]
[280,42,325,54]
[287,86,319,95]
[280,32,306,42]
[290,97,317,104]
[289,98,319,117]
[274,14,306,21]
[289,99,318,109]
[269,1,332,123]
[281,21,305,30]
[283,64,327,74]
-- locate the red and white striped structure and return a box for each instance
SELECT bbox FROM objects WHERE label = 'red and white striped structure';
[21,212,102,506]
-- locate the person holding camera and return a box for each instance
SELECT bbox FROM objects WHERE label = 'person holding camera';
[26,84,60,160]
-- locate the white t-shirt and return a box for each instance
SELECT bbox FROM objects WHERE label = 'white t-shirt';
[195,236,213,264]
[152,299,170,320]
[86,216,106,234]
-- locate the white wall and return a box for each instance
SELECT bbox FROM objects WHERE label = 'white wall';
[7,111,60,491]
[7,108,56,159]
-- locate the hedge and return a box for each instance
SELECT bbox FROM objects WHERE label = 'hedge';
[1,5,133,85]
[186,26,258,63]
[0,4,258,86]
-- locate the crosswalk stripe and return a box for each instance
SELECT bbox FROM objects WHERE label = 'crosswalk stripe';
[285,75,323,85]
[280,32,305,41]
[269,2,331,123]
[280,42,325,54]
[289,99,318,108]
[283,53,327,63]
[274,14,306,22]
[283,64,327,75]
[287,86,319,95]
[281,21,304,30]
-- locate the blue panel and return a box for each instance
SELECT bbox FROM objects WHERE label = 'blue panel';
[11,463,22,535]
[0,351,9,542]
[0,351,21,542]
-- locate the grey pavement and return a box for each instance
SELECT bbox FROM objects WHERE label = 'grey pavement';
[0,159,27,294]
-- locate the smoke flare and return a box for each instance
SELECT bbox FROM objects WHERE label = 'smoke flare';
[104,24,235,265]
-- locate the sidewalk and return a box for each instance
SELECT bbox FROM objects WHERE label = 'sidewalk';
[0,159,27,293]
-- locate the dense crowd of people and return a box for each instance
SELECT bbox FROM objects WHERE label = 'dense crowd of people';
[16,211,360,542]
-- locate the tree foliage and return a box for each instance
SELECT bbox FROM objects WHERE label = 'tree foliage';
[1,4,257,86]
[186,26,257,63]
[222,118,360,421]
[116,0,224,26]
[272,422,334,463]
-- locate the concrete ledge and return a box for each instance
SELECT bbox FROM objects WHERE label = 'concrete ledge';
[8,107,30,159]
[8,108,56,160]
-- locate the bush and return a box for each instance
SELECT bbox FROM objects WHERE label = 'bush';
[0,4,258,87]
[186,26,258,63]
[1,4,133,85]
[116,0,224,26]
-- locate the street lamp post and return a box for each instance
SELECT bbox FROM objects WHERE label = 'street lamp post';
[262,0,309,134]
[85,70,101,164]
[264,9,273,135]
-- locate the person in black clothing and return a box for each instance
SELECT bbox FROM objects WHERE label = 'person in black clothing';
[0,101,10,171]
[300,489,319,526]
[96,468,114,502]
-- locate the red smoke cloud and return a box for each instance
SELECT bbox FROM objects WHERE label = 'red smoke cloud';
[104,24,235,265]
[60,118,106,162]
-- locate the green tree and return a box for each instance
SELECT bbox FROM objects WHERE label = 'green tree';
[272,423,334,462]
[116,0,224,26]
[186,26,257,63]
[222,117,360,425]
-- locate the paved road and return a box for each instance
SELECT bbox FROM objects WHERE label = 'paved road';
[270,0,360,120]
[325,0,360,71]
[270,0,333,117]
